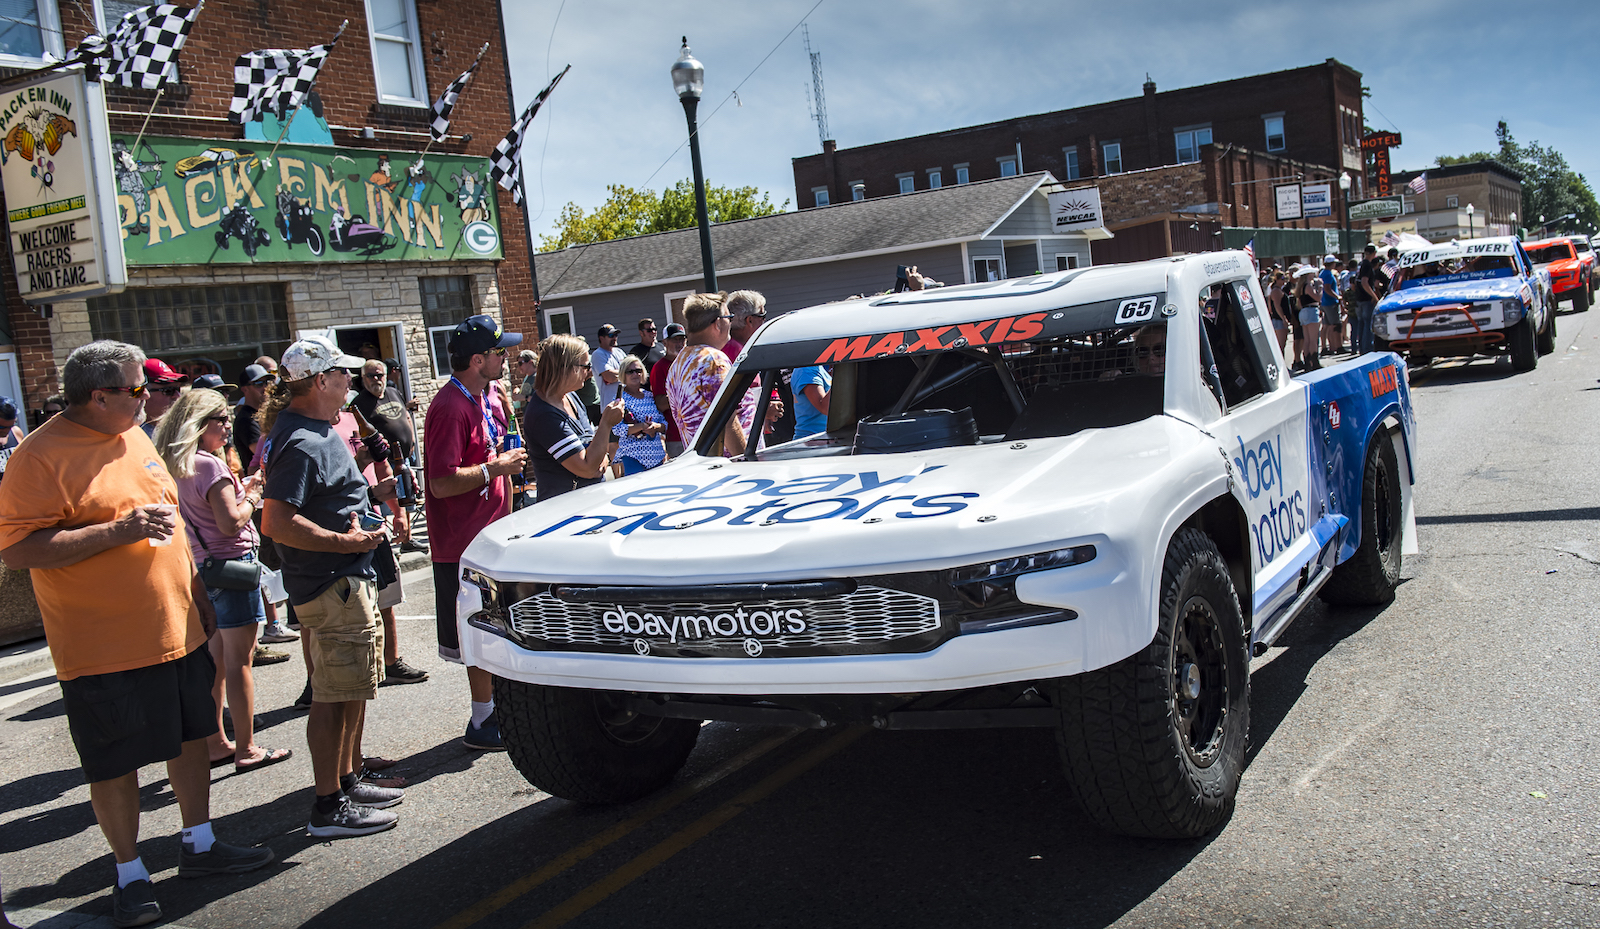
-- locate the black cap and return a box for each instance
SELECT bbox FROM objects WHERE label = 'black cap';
[447,314,523,356]
[598,324,620,338]
[193,374,238,393]
[663,323,686,339]
[241,363,274,386]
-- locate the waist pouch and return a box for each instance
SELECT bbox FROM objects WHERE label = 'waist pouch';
[200,550,263,591]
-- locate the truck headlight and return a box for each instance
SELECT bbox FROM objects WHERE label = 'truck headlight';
[951,545,1097,585]
[1502,299,1524,324]
[462,569,500,606]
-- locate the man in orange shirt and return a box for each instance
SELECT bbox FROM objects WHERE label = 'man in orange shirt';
[0,341,272,928]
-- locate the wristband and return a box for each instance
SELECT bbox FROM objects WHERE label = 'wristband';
[481,463,491,486]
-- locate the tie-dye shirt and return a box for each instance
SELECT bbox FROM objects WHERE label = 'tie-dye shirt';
[665,344,756,453]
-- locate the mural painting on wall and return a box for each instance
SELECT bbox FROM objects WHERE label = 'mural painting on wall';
[112,135,505,265]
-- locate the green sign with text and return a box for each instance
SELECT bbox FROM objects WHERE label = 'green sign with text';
[113,135,502,265]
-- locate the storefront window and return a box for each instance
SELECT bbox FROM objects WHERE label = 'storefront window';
[421,275,474,375]
[87,284,291,379]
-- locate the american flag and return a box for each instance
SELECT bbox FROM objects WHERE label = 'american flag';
[1243,236,1257,272]
[1406,173,1427,194]
[489,65,569,205]
[75,3,201,90]
[229,27,343,124]
[429,55,482,142]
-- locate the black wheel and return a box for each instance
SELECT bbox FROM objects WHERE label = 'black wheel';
[1372,333,1390,355]
[1509,315,1538,371]
[1574,287,1589,313]
[215,230,229,249]
[306,225,325,257]
[256,228,271,247]
[1321,431,1403,606]
[494,676,700,804]
[1054,527,1249,838]
[1537,308,1557,356]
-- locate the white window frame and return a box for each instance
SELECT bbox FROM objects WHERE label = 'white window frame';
[1054,253,1079,272]
[812,186,830,207]
[1446,195,1458,208]
[954,163,970,184]
[850,181,865,201]
[542,305,575,341]
[364,0,429,108]
[1263,112,1286,152]
[1174,124,1212,164]
[662,289,694,329]
[1101,141,1123,175]
[927,168,941,189]
[997,156,1017,178]
[973,256,1003,282]
[896,172,915,194]
[0,0,64,67]
[1063,147,1080,181]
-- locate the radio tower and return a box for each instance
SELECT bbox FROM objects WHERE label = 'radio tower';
[803,24,829,151]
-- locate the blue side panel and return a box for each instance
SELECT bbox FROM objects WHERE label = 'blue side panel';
[1295,352,1415,564]
[1253,513,1348,618]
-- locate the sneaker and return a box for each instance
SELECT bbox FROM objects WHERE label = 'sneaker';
[252,644,290,667]
[178,839,275,878]
[307,796,398,838]
[112,878,161,927]
[382,658,429,685]
[347,780,404,809]
[398,539,430,554]
[292,680,314,710]
[260,621,299,644]
[464,713,505,751]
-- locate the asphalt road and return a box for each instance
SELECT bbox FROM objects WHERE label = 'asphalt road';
[4,306,1600,928]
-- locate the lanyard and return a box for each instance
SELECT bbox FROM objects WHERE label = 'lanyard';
[451,377,501,499]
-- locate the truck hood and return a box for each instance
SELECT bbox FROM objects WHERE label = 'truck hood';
[462,415,1215,584]
[1376,275,1534,314]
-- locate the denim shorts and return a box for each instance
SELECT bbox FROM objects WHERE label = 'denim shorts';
[1297,304,1321,326]
[206,552,267,630]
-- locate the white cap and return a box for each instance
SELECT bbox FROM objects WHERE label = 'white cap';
[280,335,364,380]
[1323,254,1338,263]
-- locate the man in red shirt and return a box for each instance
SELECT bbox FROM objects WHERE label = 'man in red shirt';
[423,315,526,750]
[650,323,687,458]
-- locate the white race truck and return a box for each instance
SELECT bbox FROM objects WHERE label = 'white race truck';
[457,252,1419,838]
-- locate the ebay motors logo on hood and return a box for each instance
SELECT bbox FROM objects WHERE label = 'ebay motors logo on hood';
[531,467,977,537]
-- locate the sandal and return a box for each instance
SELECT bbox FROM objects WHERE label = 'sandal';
[362,756,398,771]
[234,746,293,774]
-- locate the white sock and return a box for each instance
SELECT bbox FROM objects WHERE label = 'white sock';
[182,821,215,854]
[470,699,495,728]
[115,857,151,888]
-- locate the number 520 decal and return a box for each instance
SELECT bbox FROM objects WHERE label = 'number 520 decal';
[1116,297,1157,323]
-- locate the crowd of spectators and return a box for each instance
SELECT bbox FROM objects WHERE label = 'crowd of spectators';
[1257,244,1398,373]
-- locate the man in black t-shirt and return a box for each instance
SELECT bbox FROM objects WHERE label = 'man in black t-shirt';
[354,359,423,553]
[628,316,665,369]
[1354,244,1385,354]
[233,363,274,466]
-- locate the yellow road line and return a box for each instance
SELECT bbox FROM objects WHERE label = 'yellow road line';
[435,728,801,929]
[523,727,868,929]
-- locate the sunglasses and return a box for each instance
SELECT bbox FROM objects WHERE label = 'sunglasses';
[152,385,183,396]
[625,368,645,376]
[641,327,657,332]
[102,382,151,398]
[205,414,230,425]
[364,372,386,380]
[575,362,593,371]
[1136,344,1167,357]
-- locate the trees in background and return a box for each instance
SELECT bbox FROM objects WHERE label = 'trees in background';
[540,180,788,251]
[1437,121,1599,235]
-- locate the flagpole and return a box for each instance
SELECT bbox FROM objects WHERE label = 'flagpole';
[1423,178,1431,241]
[127,86,164,154]
[422,41,489,158]
[264,19,347,168]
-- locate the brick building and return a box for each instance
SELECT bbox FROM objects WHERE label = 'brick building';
[0,0,535,420]
[1387,161,1523,243]
[792,59,1366,212]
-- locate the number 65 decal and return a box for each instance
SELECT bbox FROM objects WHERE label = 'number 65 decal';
[1116,296,1157,323]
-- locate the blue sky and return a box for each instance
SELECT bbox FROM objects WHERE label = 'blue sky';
[501,1,1600,247]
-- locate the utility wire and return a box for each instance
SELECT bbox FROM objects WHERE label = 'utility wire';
[528,0,567,227]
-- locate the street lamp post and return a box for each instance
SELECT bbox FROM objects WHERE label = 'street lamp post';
[1338,172,1352,253]
[1465,203,1475,240]
[672,37,717,292]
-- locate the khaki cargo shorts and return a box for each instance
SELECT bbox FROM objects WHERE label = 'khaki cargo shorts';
[297,576,385,703]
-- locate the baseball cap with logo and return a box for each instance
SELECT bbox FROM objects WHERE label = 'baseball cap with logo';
[280,335,365,380]
[144,358,189,385]
[240,363,274,386]
[447,314,522,356]
[662,323,686,339]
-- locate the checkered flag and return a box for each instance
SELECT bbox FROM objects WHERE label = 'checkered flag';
[75,3,201,90]
[489,65,569,205]
[229,32,341,124]
[429,58,482,142]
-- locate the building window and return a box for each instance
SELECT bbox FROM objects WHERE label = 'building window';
[421,275,474,376]
[1263,114,1286,152]
[812,187,830,207]
[927,169,942,188]
[955,163,969,184]
[1446,195,1459,208]
[88,284,292,377]
[1063,147,1080,181]
[1101,142,1122,175]
[896,173,915,194]
[850,182,865,201]
[544,306,574,338]
[1,0,63,64]
[974,258,1002,282]
[997,157,1017,178]
[1055,254,1079,271]
[365,0,428,107]
[1174,125,1212,164]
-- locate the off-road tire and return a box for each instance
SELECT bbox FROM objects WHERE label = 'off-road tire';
[494,676,700,804]
[1574,286,1589,313]
[1509,315,1538,371]
[1054,527,1249,839]
[1320,430,1403,606]
[1537,308,1557,356]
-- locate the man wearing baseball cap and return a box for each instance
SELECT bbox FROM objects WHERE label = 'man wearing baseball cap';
[423,314,526,750]
[141,358,188,438]
[258,334,401,837]
[1318,254,1345,357]
[650,323,688,458]
[591,324,626,409]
